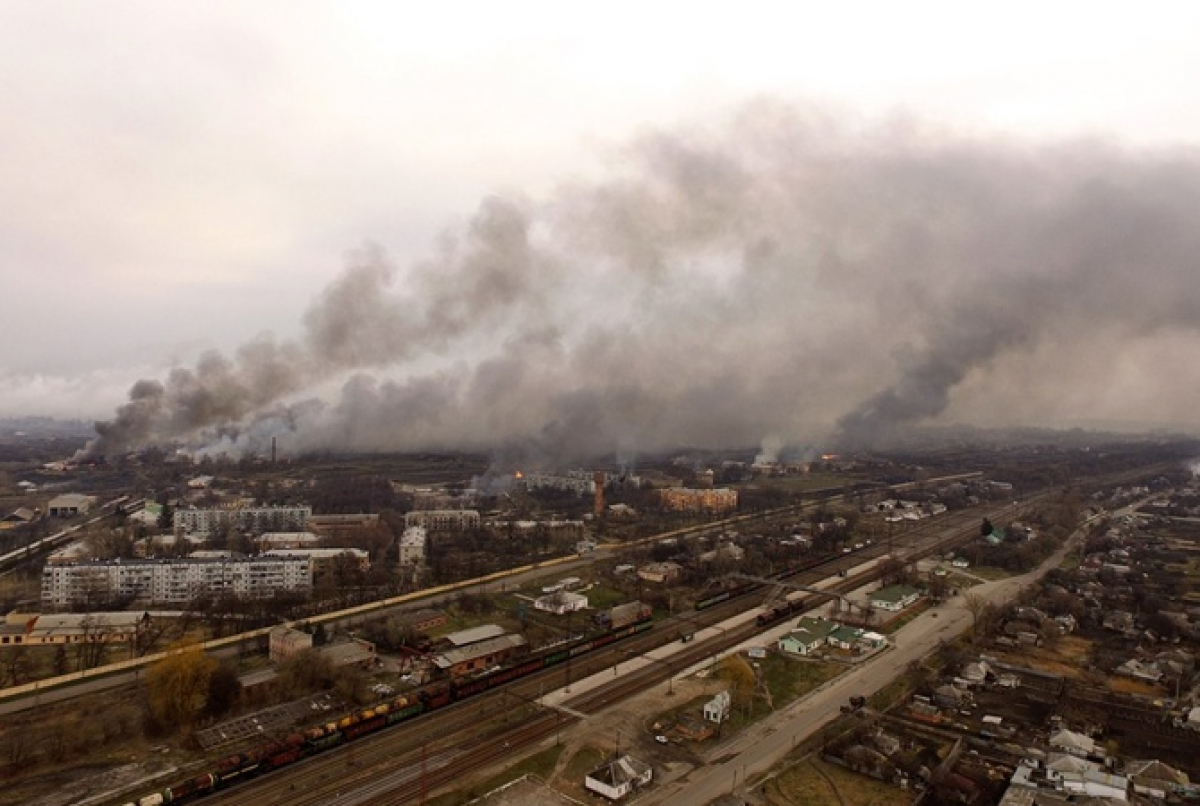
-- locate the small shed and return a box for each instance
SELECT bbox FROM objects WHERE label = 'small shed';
[703,691,731,723]
[585,755,652,801]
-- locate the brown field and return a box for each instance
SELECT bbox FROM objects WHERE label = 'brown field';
[763,757,913,806]
[991,635,1091,680]
[1107,676,1163,696]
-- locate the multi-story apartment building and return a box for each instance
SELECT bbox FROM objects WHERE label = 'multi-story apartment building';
[658,487,739,514]
[263,548,369,587]
[524,469,598,496]
[403,509,481,532]
[41,556,311,608]
[173,505,312,536]
[398,525,428,568]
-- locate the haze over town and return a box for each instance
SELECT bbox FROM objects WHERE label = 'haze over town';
[3,3,1200,462]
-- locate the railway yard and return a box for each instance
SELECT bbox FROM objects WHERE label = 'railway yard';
[109,502,1033,806]
[0,447,1190,806]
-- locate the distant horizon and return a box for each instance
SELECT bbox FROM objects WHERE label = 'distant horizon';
[6,6,1200,465]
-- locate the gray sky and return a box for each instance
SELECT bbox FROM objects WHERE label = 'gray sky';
[3,3,1200,456]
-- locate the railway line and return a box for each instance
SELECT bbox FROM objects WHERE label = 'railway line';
[167,500,1016,806]
[104,462,1176,805]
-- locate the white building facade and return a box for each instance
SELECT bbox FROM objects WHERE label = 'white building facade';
[403,509,480,532]
[173,505,312,536]
[398,525,428,568]
[42,557,311,607]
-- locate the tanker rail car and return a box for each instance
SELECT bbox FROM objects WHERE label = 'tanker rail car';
[122,611,653,806]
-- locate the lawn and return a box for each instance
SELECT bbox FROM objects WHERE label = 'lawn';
[676,654,845,738]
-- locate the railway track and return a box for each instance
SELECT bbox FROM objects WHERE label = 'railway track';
[186,502,1009,806]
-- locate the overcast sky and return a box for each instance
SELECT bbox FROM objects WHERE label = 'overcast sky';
[3,3,1200,456]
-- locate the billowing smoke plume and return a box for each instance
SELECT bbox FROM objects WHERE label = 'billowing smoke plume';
[89,102,1200,461]
[755,435,784,466]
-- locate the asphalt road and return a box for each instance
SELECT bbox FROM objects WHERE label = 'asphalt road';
[643,529,1083,805]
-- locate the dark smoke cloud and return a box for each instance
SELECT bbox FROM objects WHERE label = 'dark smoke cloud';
[88,103,1200,461]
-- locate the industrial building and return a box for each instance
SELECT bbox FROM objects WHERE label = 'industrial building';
[48,493,92,517]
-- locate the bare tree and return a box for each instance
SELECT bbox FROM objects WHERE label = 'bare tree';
[75,615,115,671]
[134,612,171,657]
[964,591,990,641]
[3,646,30,686]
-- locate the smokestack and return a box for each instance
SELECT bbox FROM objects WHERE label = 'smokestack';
[593,470,606,517]
[271,436,277,464]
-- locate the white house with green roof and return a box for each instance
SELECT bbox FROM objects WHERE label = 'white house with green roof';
[870,584,922,612]
[827,624,864,650]
[777,617,838,656]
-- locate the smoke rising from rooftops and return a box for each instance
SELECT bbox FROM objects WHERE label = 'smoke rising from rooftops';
[86,102,1200,461]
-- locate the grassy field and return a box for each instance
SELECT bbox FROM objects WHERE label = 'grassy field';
[658,655,845,739]
[428,744,564,805]
[748,473,871,494]
[763,757,913,806]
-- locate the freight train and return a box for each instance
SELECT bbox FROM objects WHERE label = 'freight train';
[122,609,653,806]
[755,595,814,626]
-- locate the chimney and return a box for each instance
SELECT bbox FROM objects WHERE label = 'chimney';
[271,437,277,464]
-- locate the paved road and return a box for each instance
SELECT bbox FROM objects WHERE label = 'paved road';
[642,527,1085,805]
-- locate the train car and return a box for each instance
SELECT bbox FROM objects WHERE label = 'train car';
[386,700,425,725]
[452,676,491,699]
[423,684,453,710]
[304,723,344,752]
[213,751,260,785]
[164,772,217,802]
[486,656,547,689]
[695,581,757,610]
[755,604,786,626]
[542,648,570,666]
[342,713,387,741]
[130,607,655,806]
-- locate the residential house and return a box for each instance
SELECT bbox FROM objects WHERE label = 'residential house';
[0,508,37,530]
[778,617,838,656]
[933,683,972,709]
[1103,610,1136,634]
[1126,759,1189,800]
[1116,658,1163,683]
[869,584,922,612]
[1048,728,1097,758]
[960,660,992,685]
[533,590,588,615]
[637,562,682,584]
[827,625,863,651]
